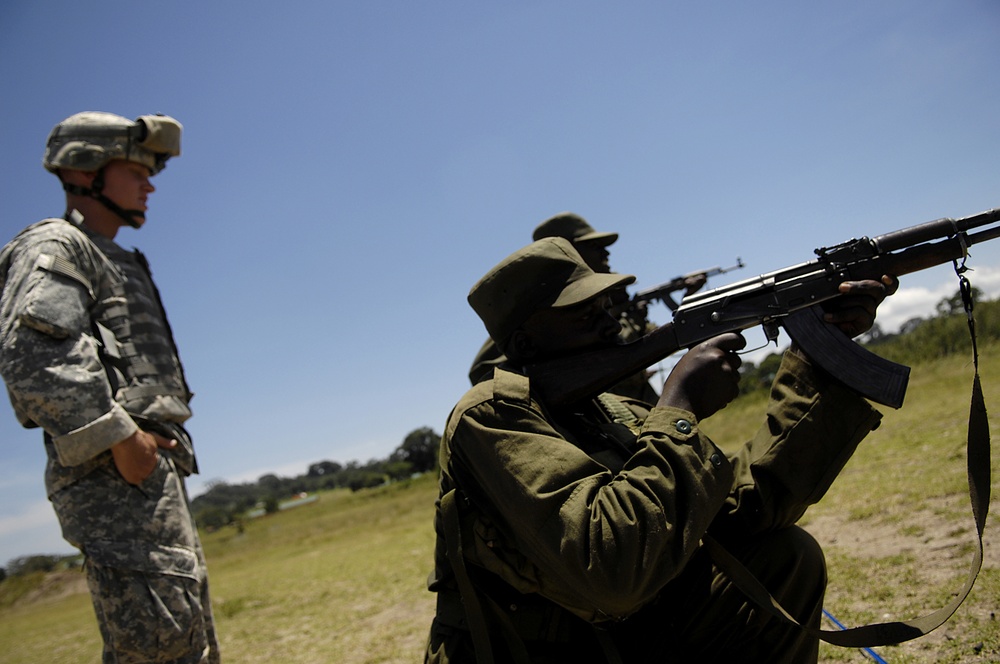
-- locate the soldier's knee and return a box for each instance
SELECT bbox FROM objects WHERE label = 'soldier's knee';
[734,525,828,608]
[778,525,827,588]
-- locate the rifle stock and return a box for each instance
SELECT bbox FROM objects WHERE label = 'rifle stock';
[527,206,1000,408]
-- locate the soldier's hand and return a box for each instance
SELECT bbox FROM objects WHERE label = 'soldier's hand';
[111,429,177,485]
[823,275,899,338]
[658,332,745,420]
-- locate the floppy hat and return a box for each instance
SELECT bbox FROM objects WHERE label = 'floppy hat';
[532,212,618,246]
[468,237,635,344]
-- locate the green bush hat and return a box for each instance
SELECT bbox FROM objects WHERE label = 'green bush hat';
[468,237,635,345]
[532,212,618,247]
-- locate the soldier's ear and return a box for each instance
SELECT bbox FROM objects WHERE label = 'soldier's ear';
[58,168,96,187]
[507,329,538,362]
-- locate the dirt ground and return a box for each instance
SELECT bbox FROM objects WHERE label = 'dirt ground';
[15,570,89,605]
[806,502,998,662]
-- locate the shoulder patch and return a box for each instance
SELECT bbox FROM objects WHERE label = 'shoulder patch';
[34,252,96,300]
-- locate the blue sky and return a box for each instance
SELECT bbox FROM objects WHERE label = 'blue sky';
[1,1,998,565]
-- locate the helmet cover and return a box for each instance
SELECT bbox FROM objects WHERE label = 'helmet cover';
[43,111,181,175]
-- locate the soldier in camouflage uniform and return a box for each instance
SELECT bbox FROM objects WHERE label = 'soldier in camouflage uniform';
[0,112,220,663]
[426,237,896,663]
[467,212,706,402]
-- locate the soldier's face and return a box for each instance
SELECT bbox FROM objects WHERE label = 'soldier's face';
[520,295,622,358]
[574,241,612,273]
[101,160,155,225]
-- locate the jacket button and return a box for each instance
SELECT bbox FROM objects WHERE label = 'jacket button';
[675,419,693,434]
[710,453,723,467]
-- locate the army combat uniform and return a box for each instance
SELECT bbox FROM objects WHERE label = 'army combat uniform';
[426,349,881,663]
[0,214,220,663]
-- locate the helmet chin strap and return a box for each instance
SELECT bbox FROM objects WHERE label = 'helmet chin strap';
[61,169,145,229]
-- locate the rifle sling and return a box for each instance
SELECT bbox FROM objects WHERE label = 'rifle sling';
[705,271,991,648]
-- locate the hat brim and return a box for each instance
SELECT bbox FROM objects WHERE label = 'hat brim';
[575,231,618,247]
[552,271,635,309]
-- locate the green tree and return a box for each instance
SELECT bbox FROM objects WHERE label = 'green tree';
[6,555,61,577]
[383,460,414,482]
[197,506,231,530]
[936,285,983,316]
[307,460,342,477]
[389,427,440,473]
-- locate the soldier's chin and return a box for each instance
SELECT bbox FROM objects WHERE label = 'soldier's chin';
[126,211,147,228]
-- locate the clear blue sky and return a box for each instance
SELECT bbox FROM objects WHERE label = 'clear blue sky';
[1,0,998,565]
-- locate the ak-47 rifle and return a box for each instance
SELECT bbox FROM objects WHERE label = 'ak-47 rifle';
[528,206,1000,408]
[630,258,745,311]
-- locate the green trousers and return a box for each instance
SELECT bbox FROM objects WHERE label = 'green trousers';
[425,525,826,664]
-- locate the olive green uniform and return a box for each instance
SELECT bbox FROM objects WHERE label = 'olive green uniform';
[427,349,881,663]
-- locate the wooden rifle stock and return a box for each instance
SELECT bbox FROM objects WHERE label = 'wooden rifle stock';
[527,206,1000,409]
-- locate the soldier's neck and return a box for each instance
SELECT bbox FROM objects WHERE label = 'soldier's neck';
[66,199,124,240]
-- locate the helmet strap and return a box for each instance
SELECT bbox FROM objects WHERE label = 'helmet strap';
[60,168,145,229]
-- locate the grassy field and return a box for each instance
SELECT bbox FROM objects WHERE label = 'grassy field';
[1,345,998,663]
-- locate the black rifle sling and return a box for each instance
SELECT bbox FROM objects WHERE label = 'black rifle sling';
[705,266,991,648]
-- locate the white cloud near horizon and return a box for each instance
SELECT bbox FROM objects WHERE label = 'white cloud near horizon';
[876,265,1000,334]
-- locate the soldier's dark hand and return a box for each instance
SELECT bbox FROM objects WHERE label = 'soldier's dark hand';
[823,275,899,338]
[658,332,746,420]
[111,429,178,485]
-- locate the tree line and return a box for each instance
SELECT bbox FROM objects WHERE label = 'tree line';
[189,426,441,530]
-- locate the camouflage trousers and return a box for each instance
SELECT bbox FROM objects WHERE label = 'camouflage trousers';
[50,448,221,663]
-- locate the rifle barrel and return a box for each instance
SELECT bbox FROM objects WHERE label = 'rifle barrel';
[967,223,1000,248]
[873,208,1000,252]
[530,205,1000,407]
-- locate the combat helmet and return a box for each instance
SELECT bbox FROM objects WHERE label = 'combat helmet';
[43,111,181,227]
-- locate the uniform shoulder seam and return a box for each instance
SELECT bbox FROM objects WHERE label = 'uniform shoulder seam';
[493,367,531,405]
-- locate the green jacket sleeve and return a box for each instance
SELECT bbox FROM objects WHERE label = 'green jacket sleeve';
[715,348,883,540]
